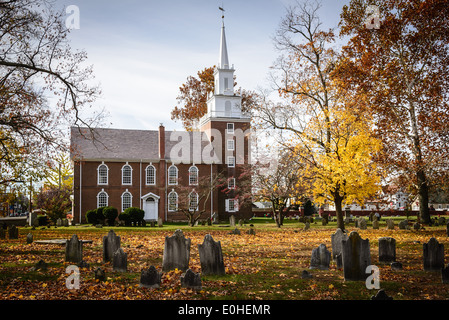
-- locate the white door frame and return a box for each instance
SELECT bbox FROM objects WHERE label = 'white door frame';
[141,192,160,221]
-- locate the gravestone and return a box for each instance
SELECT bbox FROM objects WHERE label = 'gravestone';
[331,228,348,269]
[301,270,313,279]
[413,222,420,231]
[442,265,449,284]
[303,222,310,231]
[309,244,331,270]
[198,234,225,275]
[372,220,379,230]
[158,218,163,228]
[56,218,62,227]
[103,230,121,262]
[358,218,367,230]
[112,247,127,272]
[229,215,236,227]
[341,231,371,281]
[438,217,446,225]
[140,266,162,288]
[29,211,37,227]
[391,261,403,270]
[446,222,449,237]
[386,219,395,230]
[398,220,409,230]
[65,234,83,263]
[228,228,241,235]
[162,229,191,272]
[378,237,396,263]
[423,237,444,271]
[238,219,243,226]
[371,289,393,300]
[246,228,256,235]
[26,233,33,244]
[8,225,18,239]
[32,259,48,272]
[94,268,106,282]
[63,219,69,227]
[180,269,202,291]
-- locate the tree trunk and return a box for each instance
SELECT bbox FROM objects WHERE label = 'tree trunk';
[334,193,345,231]
[417,169,430,224]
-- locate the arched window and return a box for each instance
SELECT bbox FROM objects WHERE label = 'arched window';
[189,190,198,212]
[97,190,108,208]
[122,163,132,185]
[168,189,178,212]
[145,164,156,185]
[121,190,132,212]
[168,165,178,185]
[189,165,198,185]
[97,163,108,185]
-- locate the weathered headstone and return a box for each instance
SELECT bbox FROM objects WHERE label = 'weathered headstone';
[103,230,121,262]
[112,247,127,272]
[198,234,225,275]
[358,218,367,230]
[238,219,243,226]
[309,244,331,270]
[438,217,446,226]
[371,289,393,300]
[341,231,371,281]
[162,229,191,272]
[65,234,83,263]
[26,233,33,244]
[8,225,18,239]
[140,265,162,288]
[228,228,241,235]
[56,218,62,227]
[158,218,163,228]
[246,228,256,235]
[303,222,310,231]
[29,211,37,227]
[423,237,444,271]
[229,215,236,227]
[63,219,69,227]
[331,228,348,269]
[301,270,313,279]
[94,267,106,282]
[180,268,202,290]
[442,265,449,284]
[386,219,395,230]
[398,219,409,230]
[372,220,379,230]
[32,259,48,272]
[391,261,403,271]
[413,222,420,231]
[378,237,396,263]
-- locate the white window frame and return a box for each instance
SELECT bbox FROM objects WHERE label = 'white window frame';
[228,177,236,189]
[97,162,109,185]
[226,123,234,134]
[145,164,156,185]
[168,165,178,185]
[189,165,199,185]
[121,163,132,185]
[227,139,235,151]
[97,189,109,208]
[227,156,235,168]
[168,189,178,212]
[121,190,132,212]
[225,198,238,212]
[189,190,199,212]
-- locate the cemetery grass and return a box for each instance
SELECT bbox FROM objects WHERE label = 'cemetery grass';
[0,218,448,300]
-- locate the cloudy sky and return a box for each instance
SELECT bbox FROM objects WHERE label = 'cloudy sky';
[57,0,349,132]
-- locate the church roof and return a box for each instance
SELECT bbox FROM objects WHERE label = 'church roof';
[70,126,213,163]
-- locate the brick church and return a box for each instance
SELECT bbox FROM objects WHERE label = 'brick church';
[70,20,252,224]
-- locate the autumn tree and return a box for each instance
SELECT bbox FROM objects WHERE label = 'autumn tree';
[335,0,449,224]
[254,0,382,230]
[171,66,258,131]
[34,184,72,222]
[0,0,102,186]
[43,152,73,189]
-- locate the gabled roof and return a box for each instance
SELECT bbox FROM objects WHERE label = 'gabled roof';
[70,126,214,163]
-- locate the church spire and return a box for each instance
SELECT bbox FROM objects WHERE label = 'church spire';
[219,21,229,69]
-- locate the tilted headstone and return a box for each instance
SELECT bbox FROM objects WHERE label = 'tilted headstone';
[331,228,348,269]
[94,267,106,282]
[442,265,449,284]
[398,220,409,230]
[180,268,202,291]
[372,220,379,230]
[8,225,18,239]
[378,237,396,263]
[26,233,33,244]
[423,237,444,271]
[65,234,83,263]
[140,265,162,289]
[341,231,371,281]
[309,244,331,270]
[198,234,225,275]
[162,229,191,272]
[386,219,395,230]
[112,247,127,272]
[103,230,121,262]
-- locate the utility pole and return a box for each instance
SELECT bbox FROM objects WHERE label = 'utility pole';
[29,177,32,213]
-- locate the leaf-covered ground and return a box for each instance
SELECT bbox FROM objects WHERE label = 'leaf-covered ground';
[0,217,448,300]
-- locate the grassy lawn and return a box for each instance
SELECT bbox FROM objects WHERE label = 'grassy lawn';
[0,216,447,300]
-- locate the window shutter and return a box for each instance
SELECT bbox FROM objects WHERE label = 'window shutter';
[225,199,229,212]
[234,199,239,211]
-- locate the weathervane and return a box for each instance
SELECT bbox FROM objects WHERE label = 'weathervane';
[219,4,225,20]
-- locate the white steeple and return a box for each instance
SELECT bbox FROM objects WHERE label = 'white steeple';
[219,21,229,69]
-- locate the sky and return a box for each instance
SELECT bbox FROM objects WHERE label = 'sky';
[57,0,350,132]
